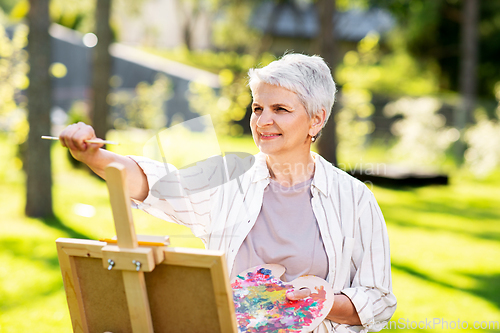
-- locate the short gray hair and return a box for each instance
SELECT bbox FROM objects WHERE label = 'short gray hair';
[248,53,337,126]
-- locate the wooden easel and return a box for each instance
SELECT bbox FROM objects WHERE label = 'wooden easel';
[56,163,238,333]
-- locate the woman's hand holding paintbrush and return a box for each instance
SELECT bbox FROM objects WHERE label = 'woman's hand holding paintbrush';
[54,122,150,201]
[56,122,110,166]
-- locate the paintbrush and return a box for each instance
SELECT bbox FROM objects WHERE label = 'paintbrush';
[41,135,120,145]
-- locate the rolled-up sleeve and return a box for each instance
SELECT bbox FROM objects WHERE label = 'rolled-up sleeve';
[340,193,396,332]
[128,155,216,242]
[127,153,256,246]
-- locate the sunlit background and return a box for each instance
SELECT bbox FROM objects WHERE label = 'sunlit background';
[0,0,499,332]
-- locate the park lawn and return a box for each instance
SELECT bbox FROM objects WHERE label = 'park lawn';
[0,132,499,332]
[376,176,500,332]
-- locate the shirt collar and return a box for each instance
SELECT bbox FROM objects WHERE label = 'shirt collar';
[311,152,329,197]
[251,151,329,197]
[251,152,270,183]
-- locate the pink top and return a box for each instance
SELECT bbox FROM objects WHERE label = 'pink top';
[232,178,329,282]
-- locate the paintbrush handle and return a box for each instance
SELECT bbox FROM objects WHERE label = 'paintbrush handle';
[41,136,119,145]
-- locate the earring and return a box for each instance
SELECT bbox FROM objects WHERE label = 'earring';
[311,135,317,142]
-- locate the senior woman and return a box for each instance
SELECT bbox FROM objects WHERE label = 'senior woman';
[59,53,396,332]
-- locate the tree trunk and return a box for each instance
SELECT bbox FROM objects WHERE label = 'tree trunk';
[182,18,193,50]
[454,0,479,162]
[315,0,339,166]
[26,0,53,217]
[176,0,198,51]
[92,0,113,140]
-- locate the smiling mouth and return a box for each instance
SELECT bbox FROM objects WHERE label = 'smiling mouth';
[260,133,282,139]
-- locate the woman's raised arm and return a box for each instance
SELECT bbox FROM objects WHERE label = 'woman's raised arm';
[59,122,149,201]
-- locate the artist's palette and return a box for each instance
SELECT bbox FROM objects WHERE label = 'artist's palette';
[231,264,334,333]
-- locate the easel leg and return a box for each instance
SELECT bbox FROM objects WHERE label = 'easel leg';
[122,271,154,332]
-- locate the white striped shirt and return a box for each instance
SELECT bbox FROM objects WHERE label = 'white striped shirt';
[130,152,396,332]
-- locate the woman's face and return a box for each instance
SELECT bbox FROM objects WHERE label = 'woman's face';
[250,82,322,159]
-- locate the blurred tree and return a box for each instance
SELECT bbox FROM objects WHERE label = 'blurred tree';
[176,0,262,52]
[91,0,113,141]
[334,29,441,161]
[0,23,30,184]
[255,0,289,55]
[464,82,500,177]
[368,0,494,163]
[0,23,28,124]
[211,0,262,53]
[315,0,339,166]
[3,0,95,32]
[25,0,53,217]
[384,97,458,165]
[109,74,172,130]
[0,0,19,13]
[455,0,479,162]
[368,0,500,99]
[176,0,203,51]
[187,53,275,137]
[50,0,95,32]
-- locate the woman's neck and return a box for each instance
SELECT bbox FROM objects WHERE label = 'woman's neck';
[266,152,315,186]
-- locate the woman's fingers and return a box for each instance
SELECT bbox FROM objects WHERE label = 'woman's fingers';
[59,123,77,149]
[71,123,94,151]
[59,122,100,151]
[286,287,311,301]
[60,124,83,151]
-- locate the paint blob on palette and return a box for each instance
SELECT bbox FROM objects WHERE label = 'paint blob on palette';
[231,264,334,333]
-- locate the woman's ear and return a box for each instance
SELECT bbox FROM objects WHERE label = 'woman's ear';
[310,108,327,137]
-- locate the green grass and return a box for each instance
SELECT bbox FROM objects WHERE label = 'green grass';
[1,131,499,332]
[376,180,500,332]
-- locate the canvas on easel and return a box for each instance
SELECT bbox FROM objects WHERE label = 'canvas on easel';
[56,163,237,333]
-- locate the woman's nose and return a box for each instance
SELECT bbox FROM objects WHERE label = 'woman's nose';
[256,109,273,127]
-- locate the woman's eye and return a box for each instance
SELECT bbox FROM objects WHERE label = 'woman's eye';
[253,107,262,113]
[277,107,289,112]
